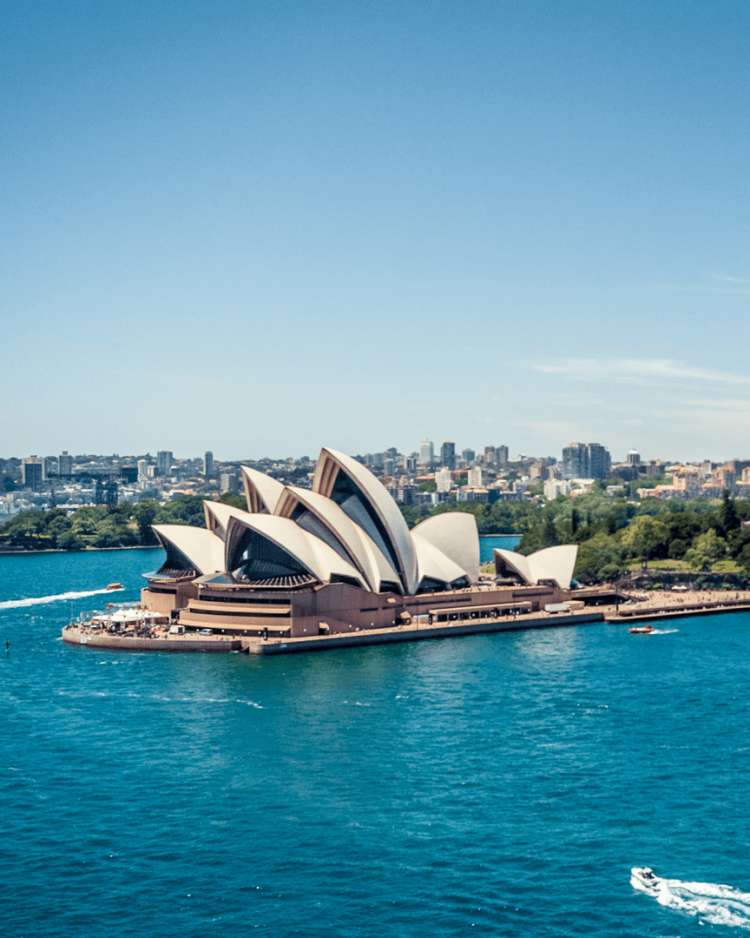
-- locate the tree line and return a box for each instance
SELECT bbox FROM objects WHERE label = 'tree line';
[0,494,244,551]
[3,490,749,583]
[404,490,750,582]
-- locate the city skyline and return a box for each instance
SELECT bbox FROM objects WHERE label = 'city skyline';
[0,435,743,465]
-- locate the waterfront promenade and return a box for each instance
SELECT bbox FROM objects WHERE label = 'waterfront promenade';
[62,587,750,655]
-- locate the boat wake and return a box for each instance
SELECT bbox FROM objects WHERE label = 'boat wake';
[632,869,750,929]
[0,586,125,611]
[648,628,679,636]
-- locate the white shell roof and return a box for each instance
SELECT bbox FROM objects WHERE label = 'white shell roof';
[224,512,366,588]
[493,545,578,589]
[241,466,285,514]
[152,524,225,575]
[276,485,402,593]
[313,447,419,594]
[203,500,243,537]
[412,533,469,587]
[153,449,483,595]
[411,512,480,583]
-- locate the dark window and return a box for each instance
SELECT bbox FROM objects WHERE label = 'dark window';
[230,529,309,582]
[330,470,400,574]
[293,508,354,564]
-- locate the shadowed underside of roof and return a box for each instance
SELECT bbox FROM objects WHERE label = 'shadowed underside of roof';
[312,447,419,594]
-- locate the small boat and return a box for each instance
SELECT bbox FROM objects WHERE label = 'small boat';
[629,625,654,634]
[105,582,124,591]
[631,866,661,894]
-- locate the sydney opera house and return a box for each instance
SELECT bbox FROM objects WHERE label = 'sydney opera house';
[142,447,588,641]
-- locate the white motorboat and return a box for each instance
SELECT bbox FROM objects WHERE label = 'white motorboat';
[631,866,661,894]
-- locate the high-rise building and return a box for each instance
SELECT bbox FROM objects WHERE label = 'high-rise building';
[587,443,612,480]
[627,450,641,467]
[483,445,497,466]
[467,466,483,487]
[156,450,174,477]
[462,448,476,465]
[58,451,73,478]
[497,445,509,466]
[562,443,589,479]
[529,461,544,480]
[562,443,611,480]
[435,467,453,493]
[220,471,239,495]
[440,441,456,470]
[204,450,214,479]
[119,465,138,484]
[419,440,435,467]
[405,453,418,473]
[21,456,44,491]
[137,459,149,483]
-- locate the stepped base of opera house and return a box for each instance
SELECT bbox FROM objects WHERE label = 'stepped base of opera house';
[139,574,615,641]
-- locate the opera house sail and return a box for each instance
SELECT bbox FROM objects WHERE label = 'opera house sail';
[141,447,578,640]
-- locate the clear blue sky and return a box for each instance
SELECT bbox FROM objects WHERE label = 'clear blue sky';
[3,1,749,461]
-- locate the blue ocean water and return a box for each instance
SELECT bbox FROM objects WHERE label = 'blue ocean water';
[479,533,520,562]
[2,547,750,937]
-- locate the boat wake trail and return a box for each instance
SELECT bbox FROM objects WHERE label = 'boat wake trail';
[632,869,750,929]
[649,628,679,636]
[0,587,124,611]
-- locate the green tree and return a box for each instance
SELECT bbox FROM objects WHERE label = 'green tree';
[668,538,688,560]
[620,516,669,569]
[685,530,727,571]
[219,493,246,509]
[718,490,740,538]
[542,510,558,547]
[737,544,750,578]
[575,533,625,582]
[132,502,158,544]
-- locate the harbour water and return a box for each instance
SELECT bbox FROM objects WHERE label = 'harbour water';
[3,546,750,936]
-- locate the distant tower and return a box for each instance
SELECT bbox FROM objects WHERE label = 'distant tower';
[435,467,454,493]
[156,450,174,477]
[419,440,435,468]
[220,471,239,495]
[203,450,214,479]
[440,441,456,470]
[627,450,641,467]
[21,456,44,491]
[58,451,73,479]
[467,466,483,487]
